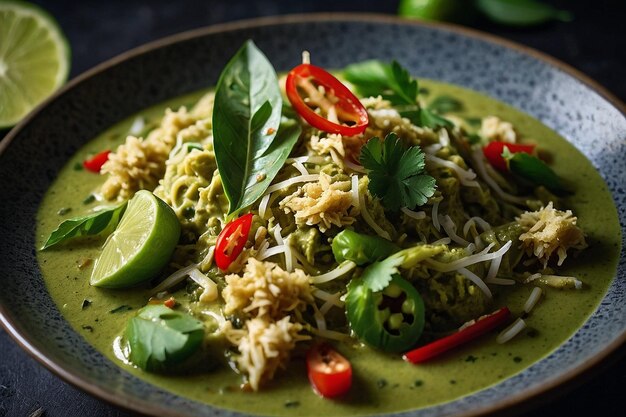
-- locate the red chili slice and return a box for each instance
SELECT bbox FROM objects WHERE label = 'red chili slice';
[403,307,511,364]
[483,142,535,172]
[306,343,352,398]
[83,150,111,173]
[214,213,254,270]
[285,63,368,136]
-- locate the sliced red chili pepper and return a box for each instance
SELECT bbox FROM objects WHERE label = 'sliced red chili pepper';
[403,307,511,364]
[285,63,368,136]
[483,142,534,172]
[83,150,111,173]
[306,343,352,398]
[214,213,253,270]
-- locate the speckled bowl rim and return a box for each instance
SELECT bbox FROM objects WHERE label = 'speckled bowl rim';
[1,13,624,417]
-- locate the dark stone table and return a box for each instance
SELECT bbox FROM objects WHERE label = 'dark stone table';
[1,1,624,416]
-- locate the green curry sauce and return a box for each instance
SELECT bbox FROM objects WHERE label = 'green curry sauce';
[36,81,621,416]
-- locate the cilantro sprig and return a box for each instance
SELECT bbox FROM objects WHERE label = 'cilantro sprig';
[360,133,436,211]
[343,60,452,129]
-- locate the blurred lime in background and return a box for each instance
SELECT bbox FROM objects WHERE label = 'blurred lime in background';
[399,0,572,26]
[0,1,70,128]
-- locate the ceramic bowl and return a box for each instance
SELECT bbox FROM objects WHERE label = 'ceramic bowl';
[1,14,624,417]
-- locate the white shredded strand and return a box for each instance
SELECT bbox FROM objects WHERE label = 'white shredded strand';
[257,245,286,260]
[524,287,543,313]
[292,160,309,176]
[265,174,320,195]
[188,268,218,302]
[486,248,504,280]
[311,303,327,331]
[424,143,443,154]
[310,261,357,284]
[432,201,441,232]
[425,154,477,183]
[255,239,270,260]
[313,289,345,308]
[258,193,271,220]
[273,223,284,245]
[426,241,514,272]
[151,263,199,295]
[344,158,367,173]
[471,148,528,205]
[438,128,451,147]
[359,191,392,240]
[484,277,516,285]
[497,318,527,344]
[457,267,493,298]
[463,216,492,237]
[290,249,319,275]
[351,175,360,208]
[286,156,309,164]
[199,245,216,270]
[284,235,294,273]
[440,215,470,246]
[431,237,452,245]
[401,207,426,220]
[465,243,476,254]
[312,328,351,342]
[302,50,311,65]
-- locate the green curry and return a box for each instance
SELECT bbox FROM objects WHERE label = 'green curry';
[36,63,620,415]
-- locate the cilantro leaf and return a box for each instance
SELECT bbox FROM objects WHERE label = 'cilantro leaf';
[360,133,436,211]
[361,255,404,292]
[343,60,453,129]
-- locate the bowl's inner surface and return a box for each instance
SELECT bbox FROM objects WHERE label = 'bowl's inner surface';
[1,17,625,417]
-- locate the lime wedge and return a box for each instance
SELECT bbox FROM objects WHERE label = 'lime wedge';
[90,190,181,289]
[0,1,70,128]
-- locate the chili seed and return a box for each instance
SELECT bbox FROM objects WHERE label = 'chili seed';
[387,313,404,330]
[383,283,402,298]
[402,298,415,314]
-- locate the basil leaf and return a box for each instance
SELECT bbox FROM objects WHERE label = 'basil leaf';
[476,0,572,26]
[213,40,298,216]
[41,202,127,249]
[125,305,204,372]
[428,95,463,114]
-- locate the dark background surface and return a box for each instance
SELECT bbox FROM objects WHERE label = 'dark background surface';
[1,0,625,416]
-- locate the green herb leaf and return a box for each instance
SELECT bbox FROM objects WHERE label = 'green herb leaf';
[125,305,204,372]
[476,0,572,27]
[360,133,436,211]
[41,202,127,250]
[428,95,463,114]
[361,256,404,292]
[502,147,565,192]
[213,40,299,217]
[344,60,453,129]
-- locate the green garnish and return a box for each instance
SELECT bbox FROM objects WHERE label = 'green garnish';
[41,202,126,250]
[502,146,565,192]
[213,40,301,218]
[476,0,572,27]
[428,95,463,114]
[360,133,436,212]
[124,305,204,372]
[343,60,452,129]
[360,255,403,292]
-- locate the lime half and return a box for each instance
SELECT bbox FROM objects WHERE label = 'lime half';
[0,1,70,128]
[90,190,181,289]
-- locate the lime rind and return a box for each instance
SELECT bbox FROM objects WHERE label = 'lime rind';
[90,191,181,289]
[0,0,70,128]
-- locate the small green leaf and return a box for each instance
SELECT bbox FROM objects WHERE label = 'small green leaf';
[125,305,204,372]
[502,147,565,192]
[476,0,572,27]
[418,108,454,129]
[213,40,299,216]
[361,256,404,292]
[360,134,436,211]
[41,202,127,250]
[428,95,463,114]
